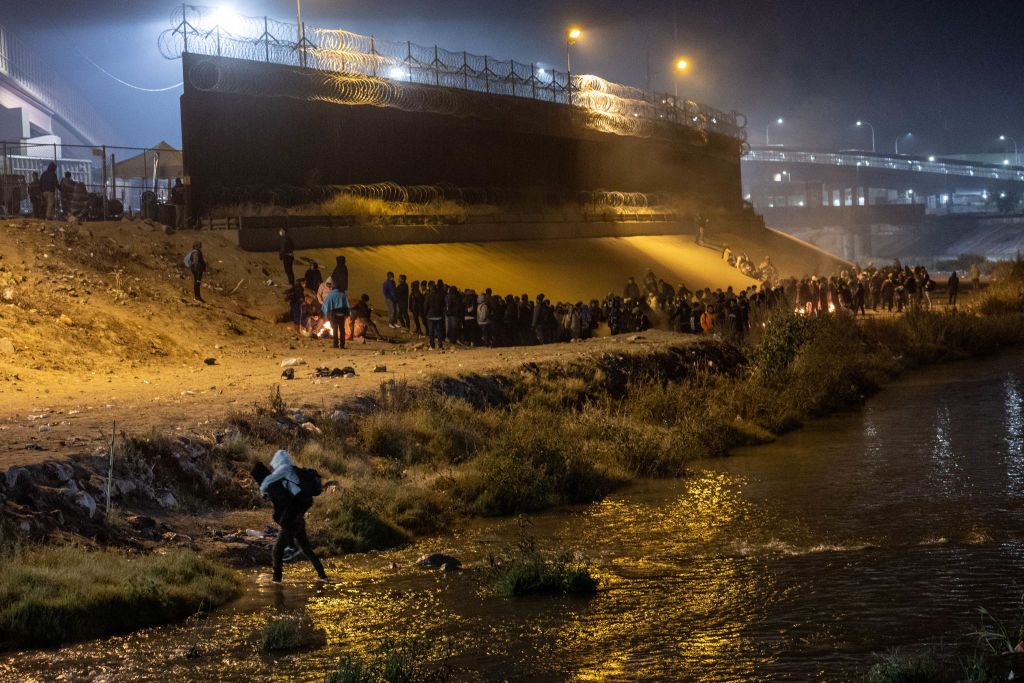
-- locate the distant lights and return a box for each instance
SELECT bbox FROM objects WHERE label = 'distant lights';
[388,66,408,80]
[1004,159,1011,165]
[928,156,936,162]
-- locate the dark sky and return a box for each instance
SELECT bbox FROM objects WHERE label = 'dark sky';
[6,0,1023,154]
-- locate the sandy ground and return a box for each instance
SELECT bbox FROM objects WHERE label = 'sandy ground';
[0,218,846,470]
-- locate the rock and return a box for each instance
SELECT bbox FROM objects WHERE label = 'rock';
[58,314,74,326]
[46,461,76,484]
[4,466,30,492]
[330,409,349,425]
[373,365,387,373]
[415,553,461,570]
[158,492,179,509]
[441,561,460,572]
[627,334,645,341]
[0,338,14,355]
[203,358,217,366]
[1,288,13,301]
[68,490,97,518]
[280,357,306,368]
[281,368,295,380]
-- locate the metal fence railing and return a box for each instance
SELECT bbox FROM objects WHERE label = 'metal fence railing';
[0,141,183,220]
[0,24,112,145]
[158,4,747,142]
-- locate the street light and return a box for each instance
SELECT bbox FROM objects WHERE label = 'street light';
[673,57,689,99]
[766,117,783,146]
[895,132,913,155]
[856,120,876,153]
[999,134,1019,166]
[566,26,582,103]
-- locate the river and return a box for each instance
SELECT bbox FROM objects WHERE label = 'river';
[4,351,1024,681]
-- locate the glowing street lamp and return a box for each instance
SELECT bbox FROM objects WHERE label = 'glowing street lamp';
[855,120,876,153]
[673,57,689,99]
[999,135,1019,166]
[566,26,582,103]
[894,132,913,155]
[766,117,783,146]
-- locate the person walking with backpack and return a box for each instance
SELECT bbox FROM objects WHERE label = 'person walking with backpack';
[185,241,206,302]
[259,449,328,583]
[382,272,399,328]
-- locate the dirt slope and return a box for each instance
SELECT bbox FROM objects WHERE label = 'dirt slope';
[0,218,840,468]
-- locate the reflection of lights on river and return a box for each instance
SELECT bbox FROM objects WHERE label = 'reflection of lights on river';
[1004,376,1023,495]
[558,472,765,681]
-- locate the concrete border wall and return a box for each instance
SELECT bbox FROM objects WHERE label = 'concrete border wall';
[237,218,697,251]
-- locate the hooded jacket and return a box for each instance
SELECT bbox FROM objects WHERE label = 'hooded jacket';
[331,256,349,293]
[259,450,301,496]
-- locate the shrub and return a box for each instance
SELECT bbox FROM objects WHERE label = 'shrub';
[261,615,302,652]
[866,650,952,683]
[310,492,409,555]
[325,637,452,683]
[487,535,598,597]
[0,547,241,648]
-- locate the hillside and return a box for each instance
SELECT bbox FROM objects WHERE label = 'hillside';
[0,218,842,468]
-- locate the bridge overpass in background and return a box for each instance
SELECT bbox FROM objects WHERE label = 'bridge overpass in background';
[743,146,1024,212]
[741,146,1024,262]
[0,23,111,149]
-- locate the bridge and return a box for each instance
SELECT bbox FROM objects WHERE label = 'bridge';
[743,146,1024,213]
[741,146,1024,262]
[0,24,111,148]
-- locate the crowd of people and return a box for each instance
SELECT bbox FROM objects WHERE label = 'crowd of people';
[184,228,978,354]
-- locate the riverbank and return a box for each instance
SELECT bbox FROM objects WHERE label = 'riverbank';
[4,299,1024,651]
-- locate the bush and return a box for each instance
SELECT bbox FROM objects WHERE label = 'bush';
[866,650,953,683]
[0,547,241,648]
[487,535,598,597]
[324,637,452,683]
[310,493,410,555]
[260,614,324,653]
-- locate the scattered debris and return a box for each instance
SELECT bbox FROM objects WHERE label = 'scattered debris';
[280,358,306,368]
[203,358,217,366]
[281,368,295,380]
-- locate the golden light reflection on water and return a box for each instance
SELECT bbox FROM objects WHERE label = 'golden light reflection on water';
[556,471,770,681]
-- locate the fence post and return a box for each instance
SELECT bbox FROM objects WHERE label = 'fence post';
[182,3,188,54]
[407,41,412,82]
[463,51,468,89]
[264,16,270,62]
[531,63,537,99]
[370,35,376,77]
[110,153,116,208]
[434,45,439,86]
[105,420,116,517]
[216,25,221,56]
[484,55,489,93]
[101,145,108,220]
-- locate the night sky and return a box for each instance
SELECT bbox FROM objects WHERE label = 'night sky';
[5,0,1023,153]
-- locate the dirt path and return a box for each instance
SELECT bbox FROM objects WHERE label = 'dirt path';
[0,329,685,469]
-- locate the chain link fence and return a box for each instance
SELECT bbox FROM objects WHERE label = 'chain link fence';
[0,141,184,222]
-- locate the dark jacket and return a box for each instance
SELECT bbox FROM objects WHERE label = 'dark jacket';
[425,288,445,318]
[330,256,348,293]
[396,281,409,307]
[410,286,425,313]
[251,462,289,524]
[189,248,206,277]
[303,266,323,291]
[279,233,295,259]
[39,164,58,193]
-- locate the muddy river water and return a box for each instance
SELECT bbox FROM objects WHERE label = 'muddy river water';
[4,351,1024,681]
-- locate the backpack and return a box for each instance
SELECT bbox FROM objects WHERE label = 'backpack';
[295,467,323,497]
[184,250,197,269]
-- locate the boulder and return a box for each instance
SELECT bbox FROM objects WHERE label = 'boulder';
[0,338,14,355]
[415,553,461,570]
[280,357,306,368]
[68,490,97,519]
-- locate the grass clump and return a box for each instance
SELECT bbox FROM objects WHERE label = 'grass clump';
[324,637,452,683]
[260,614,324,653]
[309,492,410,555]
[866,649,953,683]
[0,547,241,649]
[486,531,598,598]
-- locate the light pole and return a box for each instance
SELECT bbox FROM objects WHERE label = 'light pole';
[895,132,913,155]
[1000,135,1019,166]
[673,57,689,100]
[766,117,783,146]
[566,26,582,104]
[856,120,875,153]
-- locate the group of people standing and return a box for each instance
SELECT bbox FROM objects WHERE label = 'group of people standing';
[27,163,86,220]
